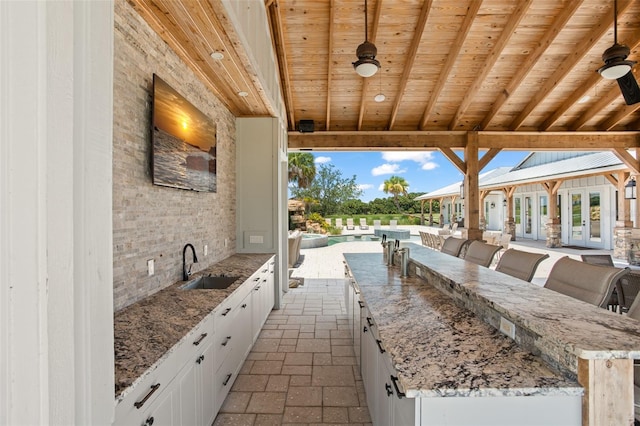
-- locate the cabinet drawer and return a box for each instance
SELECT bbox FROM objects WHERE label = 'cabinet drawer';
[114,353,179,425]
[213,354,238,414]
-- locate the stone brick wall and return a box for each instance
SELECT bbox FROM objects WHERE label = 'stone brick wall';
[113,0,236,311]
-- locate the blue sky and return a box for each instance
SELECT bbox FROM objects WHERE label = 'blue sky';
[304,150,530,202]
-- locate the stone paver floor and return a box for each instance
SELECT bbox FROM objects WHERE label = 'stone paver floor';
[213,278,371,426]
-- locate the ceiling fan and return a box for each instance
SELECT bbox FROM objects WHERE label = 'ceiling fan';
[597,0,640,105]
[352,0,380,78]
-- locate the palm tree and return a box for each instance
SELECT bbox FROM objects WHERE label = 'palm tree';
[288,153,316,189]
[383,175,410,212]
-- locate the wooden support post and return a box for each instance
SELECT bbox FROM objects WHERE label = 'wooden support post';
[464,132,482,241]
[577,357,633,426]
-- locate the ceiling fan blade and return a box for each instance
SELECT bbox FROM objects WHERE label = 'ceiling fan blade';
[616,71,640,105]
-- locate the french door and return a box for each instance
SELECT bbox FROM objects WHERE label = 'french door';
[514,195,534,238]
[568,190,602,248]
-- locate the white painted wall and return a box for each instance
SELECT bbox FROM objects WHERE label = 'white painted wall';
[1,2,114,424]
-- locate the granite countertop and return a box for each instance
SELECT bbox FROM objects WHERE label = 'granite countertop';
[344,252,582,399]
[404,244,640,362]
[114,253,273,398]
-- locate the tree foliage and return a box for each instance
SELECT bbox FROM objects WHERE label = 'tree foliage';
[383,175,410,211]
[290,164,362,216]
[288,152,316,188]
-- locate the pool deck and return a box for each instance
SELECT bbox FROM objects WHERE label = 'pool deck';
[290,225,630,284]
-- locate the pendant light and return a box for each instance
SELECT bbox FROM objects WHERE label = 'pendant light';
[352,0,380,78]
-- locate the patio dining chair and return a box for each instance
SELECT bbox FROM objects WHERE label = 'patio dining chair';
[419,231,429,247]
[463,241,503,267]
[440,237,469,257]
[494,249,550,282]
[544,256,630,309]
[618,271,640,314]
[580,254,621,312]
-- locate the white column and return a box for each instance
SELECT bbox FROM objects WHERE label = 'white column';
[0,1,114,424]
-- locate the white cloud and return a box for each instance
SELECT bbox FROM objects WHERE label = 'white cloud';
[314,156,331,164]
[421,162,438,171]
[378,183,385,191]
[381,151,439,171]
[371,163,406,176]
[358,184,374,191]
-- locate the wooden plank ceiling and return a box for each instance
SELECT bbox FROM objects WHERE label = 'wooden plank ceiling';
[129,0,640,152]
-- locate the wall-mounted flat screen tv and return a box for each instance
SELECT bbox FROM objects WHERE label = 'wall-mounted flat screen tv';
[152,74,217,192]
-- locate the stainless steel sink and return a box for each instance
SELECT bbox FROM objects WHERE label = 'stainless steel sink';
[181,275,239,290]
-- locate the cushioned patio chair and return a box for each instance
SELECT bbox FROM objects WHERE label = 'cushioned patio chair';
[581,254,621,312]
[495,249,550,282]
[335,218,343,229]
[440,237,469,257]
[373,219,381,229]
[346,218,355,230]
[618,271,640,314]
[463,241,503,267]
[389,219,398,229]
[544,256,630,309]
[359,218,369,230]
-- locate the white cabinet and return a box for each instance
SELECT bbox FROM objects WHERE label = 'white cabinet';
[115,257,276,426]
[176,315,216,426]
[251,262,274,342]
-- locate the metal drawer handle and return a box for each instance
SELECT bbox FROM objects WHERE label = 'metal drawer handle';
[134,383,161,409]
[358,301,364,309]
[241,303,247,308]
[221,307,232,316]
[253,277,260,282]
[193,333,207,346]
[390,375,405,399]
[376,339,385,354]
[223,373,232,386]
[221,336,232,346]
[196,355,205,364]
[385,383,393,396]
[144,416,155,426]
[254,286,260,290]
[363,326,368,333]
[366,317,374,327]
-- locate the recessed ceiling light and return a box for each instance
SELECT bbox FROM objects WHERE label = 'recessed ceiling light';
[238,91,249,97]
[374,93,386,102]
[210,51,224,60]
[578,95,591,104]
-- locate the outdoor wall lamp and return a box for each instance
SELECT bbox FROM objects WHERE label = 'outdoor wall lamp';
[490,202,496,209]
[503,199,507,207]
[459,181,464,200]
[625,178,636,199]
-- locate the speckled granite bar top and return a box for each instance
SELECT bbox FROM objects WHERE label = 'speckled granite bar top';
[344,253,581,398]
[114,253,273,398]
[403,244,640,362]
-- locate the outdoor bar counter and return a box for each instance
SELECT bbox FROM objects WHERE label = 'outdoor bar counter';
[344,243,640,425]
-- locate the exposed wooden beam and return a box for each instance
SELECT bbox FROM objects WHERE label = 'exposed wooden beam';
[287,130,640,150]
[356,0,383,130]
[449,0,533,130]
[268,0,295,129]
[569,88,621,131]
[441,147,466,174]
[479,148,502,171]
[599,69,640,130]
[612,148,640,174]
[541,26,640,131]
[419,1,480,130]
[509,0,634,130]
[603,173,619,187]
[482,0,583,130]
[326,0,335,130]
[388,0,433,130]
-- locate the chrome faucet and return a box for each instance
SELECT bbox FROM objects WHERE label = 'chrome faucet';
[182,243,198,281]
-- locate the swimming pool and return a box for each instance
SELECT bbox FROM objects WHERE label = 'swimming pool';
[327,234,420,246]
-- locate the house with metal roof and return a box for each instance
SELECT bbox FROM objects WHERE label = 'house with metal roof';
[416,151,633,252]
